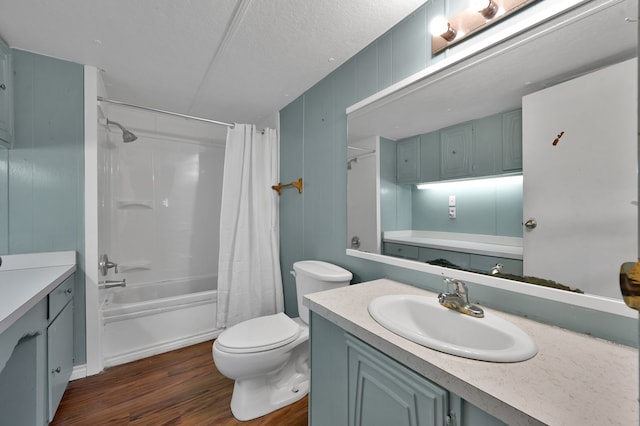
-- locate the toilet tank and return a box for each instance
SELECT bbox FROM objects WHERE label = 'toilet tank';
[293,261,352,324]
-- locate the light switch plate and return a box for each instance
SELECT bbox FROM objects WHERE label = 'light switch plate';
[449,206,457,219]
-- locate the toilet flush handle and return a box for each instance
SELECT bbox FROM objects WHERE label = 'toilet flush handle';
[290,270,296,278]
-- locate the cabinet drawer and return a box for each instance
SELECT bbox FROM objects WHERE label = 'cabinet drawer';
[383,243,418,260]
[48,275,74,322]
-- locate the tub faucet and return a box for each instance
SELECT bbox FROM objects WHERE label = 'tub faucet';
[98,279,127,289]
[438,278,484,318]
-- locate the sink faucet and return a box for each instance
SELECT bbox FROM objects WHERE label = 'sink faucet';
[438,278,484,318]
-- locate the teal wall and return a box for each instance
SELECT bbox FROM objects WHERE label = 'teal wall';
[2,50,85,364]
[410,181,523,237]
[278,0,639,346]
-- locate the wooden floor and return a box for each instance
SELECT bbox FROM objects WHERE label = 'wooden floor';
[51,341,308,426]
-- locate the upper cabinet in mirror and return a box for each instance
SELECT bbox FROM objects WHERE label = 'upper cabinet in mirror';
[347,0,637,303]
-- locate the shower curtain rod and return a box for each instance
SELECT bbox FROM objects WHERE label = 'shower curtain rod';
[97,96,235,128]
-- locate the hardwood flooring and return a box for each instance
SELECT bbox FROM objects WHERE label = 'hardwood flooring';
[50,341,308,426]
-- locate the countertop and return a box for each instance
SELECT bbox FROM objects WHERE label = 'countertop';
[384,230,523,260]
[305,279,638,425]
[0,251,76,334]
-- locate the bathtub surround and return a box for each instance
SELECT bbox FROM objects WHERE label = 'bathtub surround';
[98,103,226,366]
[217,124,283,328]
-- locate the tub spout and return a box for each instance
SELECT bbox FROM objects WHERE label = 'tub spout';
[99,279,127,289]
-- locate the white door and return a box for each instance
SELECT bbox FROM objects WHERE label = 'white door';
[522,58,637,299]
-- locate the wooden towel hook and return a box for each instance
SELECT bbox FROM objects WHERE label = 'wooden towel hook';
[272,178,303,196]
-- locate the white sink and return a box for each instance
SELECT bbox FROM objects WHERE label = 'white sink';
[368,294,537,362]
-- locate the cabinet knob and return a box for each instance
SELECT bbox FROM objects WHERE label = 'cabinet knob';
[51,366,61,374]
[65,288,73,294]
[0,83,5,90]
[524,218,538,229]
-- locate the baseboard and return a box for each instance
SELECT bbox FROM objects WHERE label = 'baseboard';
[103,329,222,368]
[70,364,88,381]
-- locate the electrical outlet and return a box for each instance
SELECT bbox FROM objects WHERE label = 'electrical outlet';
[449,206,457,219]
[449,195,456,206]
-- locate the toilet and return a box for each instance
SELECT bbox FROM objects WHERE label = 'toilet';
[212,260,352,421]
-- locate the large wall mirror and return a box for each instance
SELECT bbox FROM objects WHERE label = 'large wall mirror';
[347,0,638,314]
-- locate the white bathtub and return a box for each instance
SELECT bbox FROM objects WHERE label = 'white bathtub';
[101,275,221,367]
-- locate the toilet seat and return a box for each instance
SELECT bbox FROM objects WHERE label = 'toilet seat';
[216,312,300,354]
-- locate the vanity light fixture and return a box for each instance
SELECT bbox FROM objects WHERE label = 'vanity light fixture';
[430,0,538,55]
[430,16,457,42]
[469,0,499,20]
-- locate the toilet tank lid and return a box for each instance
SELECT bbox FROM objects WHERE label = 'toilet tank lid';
[293,260,352,282]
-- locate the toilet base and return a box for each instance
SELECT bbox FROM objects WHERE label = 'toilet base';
[230,369,309,421]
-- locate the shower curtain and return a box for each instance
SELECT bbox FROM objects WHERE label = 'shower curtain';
[216,124,284,329]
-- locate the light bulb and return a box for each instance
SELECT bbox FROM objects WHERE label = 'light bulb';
[469,0,499,19]
[429,16,457,41]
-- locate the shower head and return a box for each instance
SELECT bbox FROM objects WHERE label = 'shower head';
[106,119,138,143]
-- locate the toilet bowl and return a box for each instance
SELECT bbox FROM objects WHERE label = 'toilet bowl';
[212,260,352,421]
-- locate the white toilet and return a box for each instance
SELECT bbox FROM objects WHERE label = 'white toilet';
[212,260,352,421]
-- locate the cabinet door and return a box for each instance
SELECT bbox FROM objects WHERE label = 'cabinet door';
[47,302,73,422]
[501,110,522,171]
[0,38,12,147]
[420,131,440,182]
[440,123,472,179]
[397,137,420,183]
[347,335,448,426]
[472,113,502,177]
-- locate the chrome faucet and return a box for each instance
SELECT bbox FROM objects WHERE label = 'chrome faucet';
[438,278,484,318]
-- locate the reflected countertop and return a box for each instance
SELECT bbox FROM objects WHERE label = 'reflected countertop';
[305,279,638,425]
[383,230,523,260]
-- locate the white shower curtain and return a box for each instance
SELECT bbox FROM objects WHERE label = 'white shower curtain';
[216,124,284,329]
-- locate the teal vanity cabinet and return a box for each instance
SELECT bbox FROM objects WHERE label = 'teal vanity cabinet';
[310,313,506,426]
[47,275,74,422]
[0,36,13,147]
[382,242,523,275]
[0,273,75,425]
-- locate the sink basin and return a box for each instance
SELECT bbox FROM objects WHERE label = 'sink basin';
[368,294,537,362]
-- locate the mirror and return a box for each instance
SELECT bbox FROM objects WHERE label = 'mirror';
[347,0,638,304]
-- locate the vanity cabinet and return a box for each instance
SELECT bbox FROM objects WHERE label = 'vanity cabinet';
[310,312,506,426]
[395,110,522,184]
[0,36,12,148]
[0,273,74,425]
[347,335,449,426]
[383,242,419,260]
[383,242,523,275]
[47,276,74,422]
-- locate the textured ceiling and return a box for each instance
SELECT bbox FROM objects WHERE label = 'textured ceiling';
[0,0,426,127]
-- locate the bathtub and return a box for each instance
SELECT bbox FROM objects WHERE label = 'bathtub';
[101,275,221,367]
